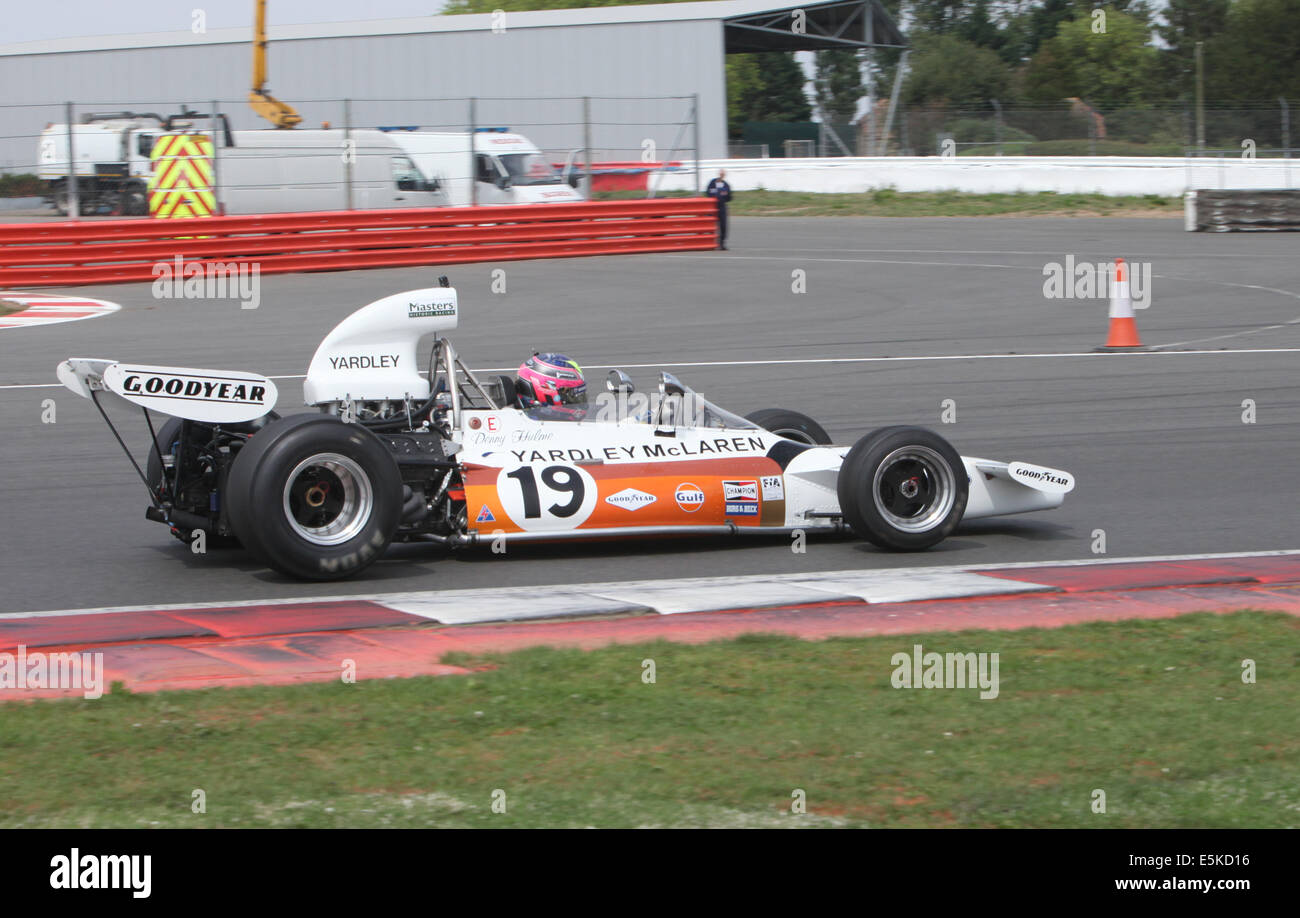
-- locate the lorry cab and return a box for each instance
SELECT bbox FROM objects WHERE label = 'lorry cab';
[385,128,585,207]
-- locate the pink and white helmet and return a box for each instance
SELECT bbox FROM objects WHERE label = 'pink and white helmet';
[516,353,586,407]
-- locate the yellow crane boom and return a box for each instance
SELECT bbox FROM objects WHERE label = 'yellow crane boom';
[248,0,302,128]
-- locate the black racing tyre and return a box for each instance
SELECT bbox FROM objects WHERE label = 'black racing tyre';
[745,408,831,445]
[225,413,402,580]
[837,426,968,551]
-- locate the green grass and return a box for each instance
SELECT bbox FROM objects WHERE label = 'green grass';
[596,189,1181,217]
[0,299,25,317]
[2,611,1296,828]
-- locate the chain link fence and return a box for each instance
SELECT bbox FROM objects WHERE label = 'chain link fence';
[0,95,700,217]
[899,100,1296,158]
[731,100,1296,160]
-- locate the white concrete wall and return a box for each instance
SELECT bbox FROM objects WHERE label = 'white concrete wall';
[658,156,1300,197]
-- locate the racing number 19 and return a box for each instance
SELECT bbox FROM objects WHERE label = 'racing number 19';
[505,465,585,518]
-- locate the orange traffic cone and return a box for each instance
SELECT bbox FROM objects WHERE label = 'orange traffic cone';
[1098,257,1145,350]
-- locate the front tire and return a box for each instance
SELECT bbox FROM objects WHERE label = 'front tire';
[225,414,402,580]
[837,426,968,551]
[745,408,831,445]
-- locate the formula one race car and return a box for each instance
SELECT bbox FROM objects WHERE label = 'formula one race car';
[57,281,1075,580]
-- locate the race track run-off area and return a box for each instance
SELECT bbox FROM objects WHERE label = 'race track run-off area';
[1,216,1298,681]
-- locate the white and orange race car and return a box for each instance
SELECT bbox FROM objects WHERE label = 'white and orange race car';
[58,282,1074,580]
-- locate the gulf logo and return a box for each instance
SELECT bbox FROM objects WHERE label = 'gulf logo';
[675,482,705,513]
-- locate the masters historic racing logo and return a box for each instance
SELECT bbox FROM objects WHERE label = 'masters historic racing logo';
[723,479,759,516]
[409,300,456,319]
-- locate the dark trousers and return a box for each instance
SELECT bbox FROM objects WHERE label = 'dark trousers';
[716,202,728,247]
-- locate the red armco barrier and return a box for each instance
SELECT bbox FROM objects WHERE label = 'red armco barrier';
[0,199,718,286]
[552,161,684,192]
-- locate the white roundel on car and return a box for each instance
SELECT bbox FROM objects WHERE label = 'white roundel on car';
[495,463,598,531]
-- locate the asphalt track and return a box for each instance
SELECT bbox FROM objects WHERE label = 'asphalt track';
[2,216,1298,614]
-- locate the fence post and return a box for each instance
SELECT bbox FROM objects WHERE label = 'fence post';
[692,93,700,195]
[65,101,78,221]
[1281,98,1291,158]
[210,99,223,215]
[1194,42,1206,154]
[881,50,909,157]
[1282,98,1292,189]
[991,98,1003,156]
[344,98,354,210]
[469,97,477,207]
[582,96,592,199]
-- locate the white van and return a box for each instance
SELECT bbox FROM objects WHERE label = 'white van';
[212,129,448,213]
[39,118,448,214]
[385,128,585,207]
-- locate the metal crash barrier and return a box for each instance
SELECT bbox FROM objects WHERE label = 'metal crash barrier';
[0,199,718,286]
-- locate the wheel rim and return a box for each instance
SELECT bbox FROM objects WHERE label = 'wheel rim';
[282,452,373,546]
[871,445,955,533]
[770,427,817,445]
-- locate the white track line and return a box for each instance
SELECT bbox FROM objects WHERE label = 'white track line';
[6,348,1300,392]
[6,549,1298,620]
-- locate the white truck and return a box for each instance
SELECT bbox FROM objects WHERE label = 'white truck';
[37,112,166,215]
[382,128,585,207]
[37,113,449,215]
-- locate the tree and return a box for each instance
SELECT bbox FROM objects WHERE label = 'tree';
[1206,0,1300,101]
[902,33,1013,105]
[1155,0,1230,95]
[814,49,864,123]
[728,52,812,137]
[1022,8,1162,108]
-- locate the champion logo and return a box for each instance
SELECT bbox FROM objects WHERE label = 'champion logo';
[675,483,705,512]
[476,505,496,523]
[723,480,758,502]
[605,488,657,511]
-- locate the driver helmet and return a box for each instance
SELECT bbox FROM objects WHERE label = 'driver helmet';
[516,353,586,408]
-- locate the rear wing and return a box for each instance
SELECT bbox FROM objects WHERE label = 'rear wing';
[57,358,277,423]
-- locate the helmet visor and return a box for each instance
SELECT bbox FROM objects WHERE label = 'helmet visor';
[556,382,587,406]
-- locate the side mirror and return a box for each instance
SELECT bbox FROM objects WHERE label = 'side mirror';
[495,175,511,191]
[606,369,634,394]
[568,172,580,189]
[659,372,686,397]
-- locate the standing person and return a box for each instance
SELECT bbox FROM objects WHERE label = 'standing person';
[705,169,732,250]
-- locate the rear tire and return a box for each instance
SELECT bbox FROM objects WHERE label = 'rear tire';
[745,408,831,445]
[225,413,402,580]
[837,426,967,551]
